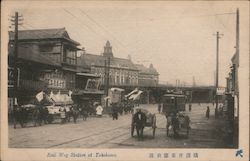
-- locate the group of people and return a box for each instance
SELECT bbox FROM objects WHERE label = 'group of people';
[59,102,104,124]
[110,101,135,120]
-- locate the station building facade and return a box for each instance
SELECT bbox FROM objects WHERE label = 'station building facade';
[77,41,140,87]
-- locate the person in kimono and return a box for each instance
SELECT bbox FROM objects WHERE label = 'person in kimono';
[96,103,103,117]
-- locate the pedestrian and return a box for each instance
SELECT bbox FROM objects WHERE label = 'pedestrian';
[206,106,210,119]
[172,112,180,138]
[189,103,192,112]
[96,103,103,117]
[111,103,119,120]
[72,105,79,123]
[81,103,88,121]
[215,107,218,119]
[158,103,162,114]
[133,109,146,140]
[60,107,66,124]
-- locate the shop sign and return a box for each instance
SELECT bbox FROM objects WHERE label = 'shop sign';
[8,67,20,88]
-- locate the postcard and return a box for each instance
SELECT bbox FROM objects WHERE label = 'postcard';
[1,0,249,161]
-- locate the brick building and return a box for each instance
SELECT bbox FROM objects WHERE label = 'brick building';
[135,63,159,86]
[77,41,139,87]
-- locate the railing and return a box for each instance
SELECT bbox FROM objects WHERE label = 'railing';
[19,79,47,91]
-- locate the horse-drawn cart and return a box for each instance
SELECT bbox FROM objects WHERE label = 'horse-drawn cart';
[166,113,190,138]
[131,108,157,138]
[162,93,190,138]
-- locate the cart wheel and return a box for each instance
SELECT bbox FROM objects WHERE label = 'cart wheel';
[131,124,135,137]
[131,114,135,137]
[153,127,156,138]
[152,114,156,138]
[186,126,190,138]
[166,124,169,137]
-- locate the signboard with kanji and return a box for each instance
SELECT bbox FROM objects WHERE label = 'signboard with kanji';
[216,87,226,95]
[8,67,19,88]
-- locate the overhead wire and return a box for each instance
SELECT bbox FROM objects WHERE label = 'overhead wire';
[63,9,108,42]
[79,9,129,50]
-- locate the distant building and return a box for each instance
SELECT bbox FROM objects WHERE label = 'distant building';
[8,28,82,104]
[135,64,159,86]
[77,41,139,87]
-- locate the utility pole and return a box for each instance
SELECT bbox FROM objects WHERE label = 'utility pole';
[107,56,110,93]
[236,8,239,68]
[10,12,23,106]
[214,31,223,119]
[235,8,239,146]
[104,59,107,95]
[104,56,110,108]
[192,76,196,87]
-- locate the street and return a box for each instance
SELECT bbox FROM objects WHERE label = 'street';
[9,103,230,148]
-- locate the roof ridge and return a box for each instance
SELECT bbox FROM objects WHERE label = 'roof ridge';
[18,27,66,32]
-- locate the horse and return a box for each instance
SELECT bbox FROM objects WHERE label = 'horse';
[13,105,24,128]
[32,107,42,127]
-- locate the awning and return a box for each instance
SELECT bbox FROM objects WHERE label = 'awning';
[76,73,100,78]
[72,89,104,95]
[110,88,124,92]
[129,90,143,100]
[125,88,139,98]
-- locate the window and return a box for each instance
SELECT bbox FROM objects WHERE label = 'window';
[64,48,76,65]
[39,44,54,52]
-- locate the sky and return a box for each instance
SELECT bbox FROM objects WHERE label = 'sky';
[4,1,249,87]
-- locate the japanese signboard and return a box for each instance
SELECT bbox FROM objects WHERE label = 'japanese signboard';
[8,67,19,88]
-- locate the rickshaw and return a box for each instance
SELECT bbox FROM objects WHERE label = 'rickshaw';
[162,93,190,138]
[131,107,157,138]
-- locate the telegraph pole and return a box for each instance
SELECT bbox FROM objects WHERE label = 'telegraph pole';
[10,12,23,106]
[104,56,110,108]
[235,8,239,146]
[104,59,107,96]
[236,8,239,67]
[214,31,223,118]
[107,56,110,93]
[13,12,19,96]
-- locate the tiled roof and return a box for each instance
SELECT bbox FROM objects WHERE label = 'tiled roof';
[9,28,80,45]
[77,53,138,70]
[8,45,60,66]
[135,64,159,75]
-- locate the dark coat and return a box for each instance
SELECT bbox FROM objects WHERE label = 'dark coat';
[133,111,146,127]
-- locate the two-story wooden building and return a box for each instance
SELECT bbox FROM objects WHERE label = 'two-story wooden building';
[8,28,84,105]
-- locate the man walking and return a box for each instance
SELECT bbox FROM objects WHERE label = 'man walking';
[158,103,162,114]
[188,103,192,112]
[206,106,210,119]
[111,103,119,120]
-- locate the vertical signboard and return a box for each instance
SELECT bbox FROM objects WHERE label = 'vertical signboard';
[8,67,20,88]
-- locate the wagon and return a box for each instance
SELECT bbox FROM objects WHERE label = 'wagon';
[131,108,157,138]
[166,113,190,138]
[162,93,190,138]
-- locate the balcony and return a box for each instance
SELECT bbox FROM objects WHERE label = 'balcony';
[19,79,47,91]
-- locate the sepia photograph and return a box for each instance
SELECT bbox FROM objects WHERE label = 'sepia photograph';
[1,0,249,161]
